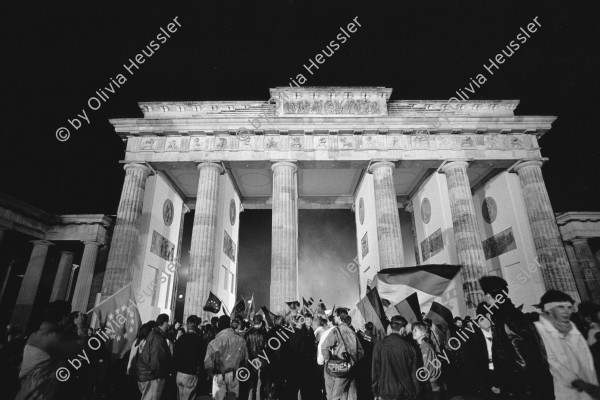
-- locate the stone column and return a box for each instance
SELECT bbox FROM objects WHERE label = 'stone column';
[185,162,224,321]
[12,240,53,329]
[515,160,580,301]
[441,161,487,309]
[71,242,101,312]
[101,163,150,298]
[572,239,600,303]
[270,161,299,313]
[50,251,75,301]
[368,161,405,269]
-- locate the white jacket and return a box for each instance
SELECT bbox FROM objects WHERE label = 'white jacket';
[535,316,598,400]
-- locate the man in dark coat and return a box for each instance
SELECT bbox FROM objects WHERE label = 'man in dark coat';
[136,313,173,400]
[479,275,554,399]
[372,315,422,400]
[174,315,205,400]
[356,322,376,400]
[290,314,320,400]
[242,315,268,400]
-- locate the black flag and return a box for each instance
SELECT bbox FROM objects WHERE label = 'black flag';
[203,292,222,313]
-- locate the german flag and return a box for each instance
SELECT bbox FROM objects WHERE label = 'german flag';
[356,287,389,340]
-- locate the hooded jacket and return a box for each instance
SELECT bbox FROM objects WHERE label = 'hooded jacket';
[204,328,248,374]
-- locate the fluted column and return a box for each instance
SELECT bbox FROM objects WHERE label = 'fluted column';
[50,251,75,301]
[71,242,101,312]
[441,161,487,309]
[12,240,53,329]
[572,239,600,303]
[368,161,405,269]
[185,162,224,321]
[270,161,299,313]
[101,163,150,298]
[515,160,580,301]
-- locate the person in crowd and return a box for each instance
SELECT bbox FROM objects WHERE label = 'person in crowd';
[291,313,319,400]
[204,315,248,400]
[476,302,500,396]
[582,303,600,346]
[317,315,335,400]
[479,275,554,399]
[356,321,376,400]
[451,313,489,397]
[534,290,598,399]
[243,314,268,400]
[211,316,219,331]
[0,324,26,399]
[453,316,464,329]
[15,300,84,400]
[175,327,185,341]
[314,316,328,344]
[322,309,364,400]
[412,322,442,400]
[591,331,600,384]
[136,313,173,400]
[372,315,421,400]
[174,315,205,400]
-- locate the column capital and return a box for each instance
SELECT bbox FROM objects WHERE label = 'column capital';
[60,250,76,255]
[571,237,591,245]
[271,161,297,173]
[368,160,396,174]
[82,241,102,247]
[440,160,470,174]
[514,159,544,173]
[123,162,151,174]
[197,162,224,174]
[30,240,53,247]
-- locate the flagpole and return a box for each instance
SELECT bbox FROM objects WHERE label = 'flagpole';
[223,303,231,316]
[89,293,102,329]
[86,283,132,314]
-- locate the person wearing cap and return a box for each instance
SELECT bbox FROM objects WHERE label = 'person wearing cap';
[204,315,248,400]
[479,275,554,399]
[372,314,421,400]
[534,290,598,399]
[174,315,206,400]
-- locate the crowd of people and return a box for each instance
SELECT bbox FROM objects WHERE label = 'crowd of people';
[2,274,600,399]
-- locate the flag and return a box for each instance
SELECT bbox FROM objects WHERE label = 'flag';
[233,298,246,317]
[286,300,300,310]
[247,294,255,318]
[88,284,141,358]
[425,301,454,350]
[374,264,461,310]
[394,292,422,324]
[203,292,222,313]
[314,299,327,316]
[356,288,388,340]
[261,306,276,328]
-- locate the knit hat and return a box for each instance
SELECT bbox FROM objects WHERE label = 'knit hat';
[479,276,508,296]
[536,290,574,311]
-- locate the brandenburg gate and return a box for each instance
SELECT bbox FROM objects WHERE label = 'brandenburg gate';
[101,86,586,320]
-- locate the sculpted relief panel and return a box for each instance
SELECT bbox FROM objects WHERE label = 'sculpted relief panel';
[132,134,535,154]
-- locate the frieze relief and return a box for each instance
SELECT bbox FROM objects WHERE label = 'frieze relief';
[132,133,534,153]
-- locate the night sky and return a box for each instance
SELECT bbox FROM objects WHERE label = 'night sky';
[1,1,598,311]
